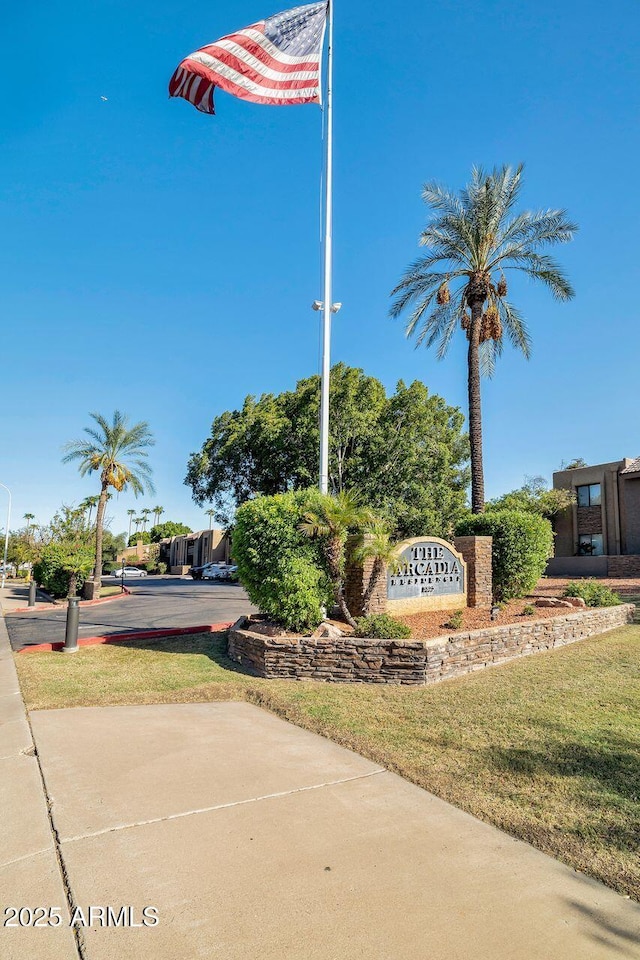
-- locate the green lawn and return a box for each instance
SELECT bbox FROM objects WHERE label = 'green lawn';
[15,625,640,900]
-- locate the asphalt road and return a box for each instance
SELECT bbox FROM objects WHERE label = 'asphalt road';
[6,576,255,651]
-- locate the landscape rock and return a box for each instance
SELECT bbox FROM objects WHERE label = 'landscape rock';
[563,596,587,608]
[310,622,344,640]
[535,598,574,608]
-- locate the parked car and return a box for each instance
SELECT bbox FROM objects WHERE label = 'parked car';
[112,567,148,578]
[189,562,237,581]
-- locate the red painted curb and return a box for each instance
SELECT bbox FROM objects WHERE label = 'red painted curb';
[18,622,233,654]
[11,588,132,615]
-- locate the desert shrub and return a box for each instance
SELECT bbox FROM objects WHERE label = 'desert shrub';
[354,613,411,639]
[157,561,167,575]
[232,489,333,631]
[444,609,464,630]
[455,510,553,601]
[563,580,621,607]
[522,604,536,616]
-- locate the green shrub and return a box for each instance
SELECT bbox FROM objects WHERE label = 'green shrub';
[33,543,93,598]
[102,560,117,574]
[157,562,167,575]
[444,609,464,630]
[232,489,333,631]
[354,613,411,639]
[563,580,622,607]
[522,604,536,616]
[455,510,554,601]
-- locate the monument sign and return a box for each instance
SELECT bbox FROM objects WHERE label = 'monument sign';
[386,536,467,614]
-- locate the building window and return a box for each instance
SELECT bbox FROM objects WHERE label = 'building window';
[576,483,601,507]
[578,534,604,556]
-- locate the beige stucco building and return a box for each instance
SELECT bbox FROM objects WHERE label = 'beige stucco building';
[549,458,640,576]
[167,528,230,575]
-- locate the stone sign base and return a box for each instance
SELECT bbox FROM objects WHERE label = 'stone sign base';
[386,591,466,615]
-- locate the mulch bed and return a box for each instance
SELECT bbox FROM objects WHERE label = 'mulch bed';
[399,597,566,641]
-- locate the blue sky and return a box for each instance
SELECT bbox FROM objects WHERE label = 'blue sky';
[2,0,638,536]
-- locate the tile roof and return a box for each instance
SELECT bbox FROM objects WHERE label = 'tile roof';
[621,458,640,475]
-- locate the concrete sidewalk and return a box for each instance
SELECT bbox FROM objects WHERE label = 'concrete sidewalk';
[2,691,636,960]
[0,617,78,959]
[0,581,52,614]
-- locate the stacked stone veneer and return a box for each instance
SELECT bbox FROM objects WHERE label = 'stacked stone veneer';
[227,603,635,685]
[608,556,640,577]
[453,536,492,608]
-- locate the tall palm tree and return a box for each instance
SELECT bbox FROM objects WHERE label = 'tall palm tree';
[205,508,215,530]
[391,164,576,512]
[80,495,100,527]
[127,508,136,541]
[23,513,35,529]
[62,411,155,592]
[300,491,375,628]
[141,508,152,531]
[152,505,164,527]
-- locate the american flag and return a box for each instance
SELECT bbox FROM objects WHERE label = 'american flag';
[169,2,328,114]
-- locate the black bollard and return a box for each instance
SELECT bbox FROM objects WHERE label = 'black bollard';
[28,579,37,608]
[63,597,80,653]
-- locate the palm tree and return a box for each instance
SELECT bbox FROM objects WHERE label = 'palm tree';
[152,505,164,527]
[23,513,35,529]
[127,508,136,541]
[80,495,100,527]
[391,164,576,513]
[300,491,375,628]
[141,508,152,531]
[62,411,155,593]
[205,508,215,530]
[353,523,402,615]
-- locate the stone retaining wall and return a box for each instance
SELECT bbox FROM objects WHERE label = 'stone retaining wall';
[227,604,635,686]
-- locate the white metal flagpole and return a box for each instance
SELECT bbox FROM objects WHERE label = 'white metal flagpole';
[318,0,333,495]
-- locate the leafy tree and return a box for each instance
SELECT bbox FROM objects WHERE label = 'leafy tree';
[300,490,376,627]
[149,521,192,542]
[33,506,95,597]
[128,530,151,546]
[102,530,127,561]
[186,363,469,539]
[62,411,155,594]
[390,164,576,513]
[560,458,588,470]
[488,476,575,520]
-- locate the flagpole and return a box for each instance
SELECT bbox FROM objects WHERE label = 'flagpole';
[319,0,333,495]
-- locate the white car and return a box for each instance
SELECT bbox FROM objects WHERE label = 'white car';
[112,567,148,578]
[201,563,238,581]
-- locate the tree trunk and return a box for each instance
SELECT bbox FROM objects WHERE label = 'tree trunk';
[326,536,357,628]
[92,485,109,593]
[468,299,485,513]
[68,572,77,598]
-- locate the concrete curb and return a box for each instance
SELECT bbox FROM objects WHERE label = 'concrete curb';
[17,621,233,654]
[9,587,132,614]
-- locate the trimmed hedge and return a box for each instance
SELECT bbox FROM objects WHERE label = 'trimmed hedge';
[232,489,333,632]
[455,510,553,601]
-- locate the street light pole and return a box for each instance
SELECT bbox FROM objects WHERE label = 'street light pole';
[0,483,12,590]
